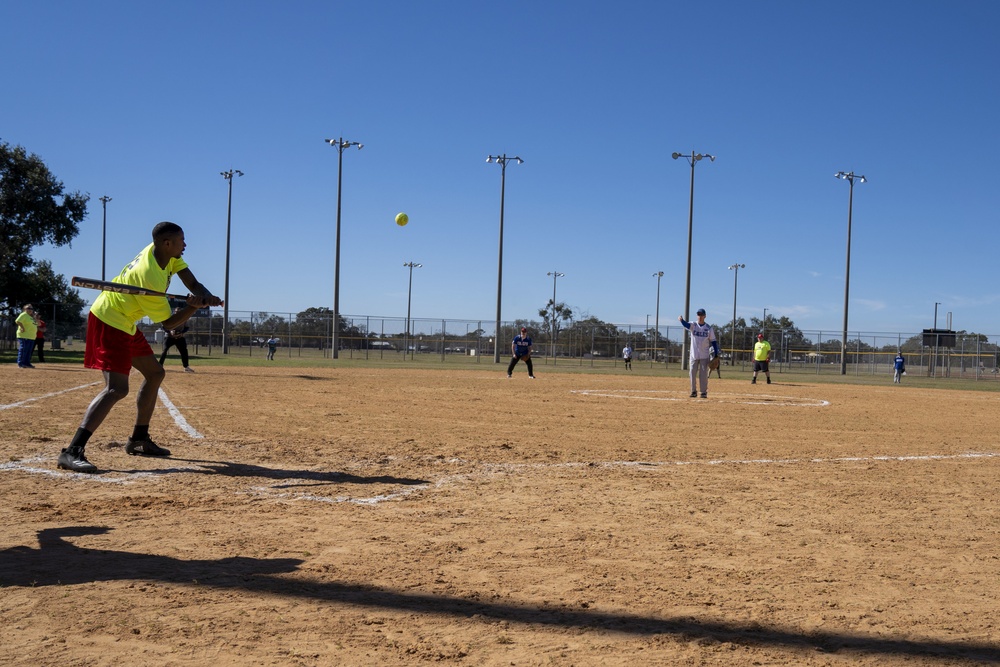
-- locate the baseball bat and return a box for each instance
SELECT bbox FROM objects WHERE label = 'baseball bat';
[71,276,189,300]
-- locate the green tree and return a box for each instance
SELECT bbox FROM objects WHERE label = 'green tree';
[254,312,287,340]
[566,316,622,357]
[294,307,333,348]
[291,307,363,349]
[538,300,572,353]
[716,316,751,361]
[744,315,815,362]
[338,315,367,350]
[1,141,88,314]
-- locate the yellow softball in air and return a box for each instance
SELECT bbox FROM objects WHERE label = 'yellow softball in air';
[395,212,408,227]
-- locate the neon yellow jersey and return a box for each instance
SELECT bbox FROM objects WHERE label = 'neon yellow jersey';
[15,312,37,339]
[754,340,771,361]
[90,243,188,334]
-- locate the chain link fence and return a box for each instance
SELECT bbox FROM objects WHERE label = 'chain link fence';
[4,307,1000,380]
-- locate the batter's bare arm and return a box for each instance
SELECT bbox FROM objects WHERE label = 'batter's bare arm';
[176,268,223,308]
[161,302,202,331]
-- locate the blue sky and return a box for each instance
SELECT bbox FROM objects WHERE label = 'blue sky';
[3,1,999,336]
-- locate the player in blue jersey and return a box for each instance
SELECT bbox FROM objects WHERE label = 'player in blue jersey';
[679,308,720,398]
[893,351,906,383]
[507,327,535,379]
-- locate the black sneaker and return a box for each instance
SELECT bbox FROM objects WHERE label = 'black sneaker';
[766,378,771,384]
[751,379,756,384]
[700,393,708,399]
[125,438,171,457]
[57,448,98,474]
[690,392,697,398]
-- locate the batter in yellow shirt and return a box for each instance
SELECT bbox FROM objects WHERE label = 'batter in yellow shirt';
[90,242,188,335]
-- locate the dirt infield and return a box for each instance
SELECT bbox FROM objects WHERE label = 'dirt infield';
[2,364,999,666]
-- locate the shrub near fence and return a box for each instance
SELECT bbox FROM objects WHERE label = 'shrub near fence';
[5,309,1000,379]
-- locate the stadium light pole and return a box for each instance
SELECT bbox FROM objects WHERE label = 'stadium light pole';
[404,262,422,360]
[326,137,364,359]
[547,271,564,361]
[653,271,664,363]
[99,195,112,281]
[728,263,745,363]
[220,169,243,355]
[933,301,942,375]
[672,150,715,370]
[835,170,866,375]
[645,314,651,365]
[486,154,523,363]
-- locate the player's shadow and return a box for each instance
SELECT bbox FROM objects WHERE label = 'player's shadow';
[121,457,429,488]
[2,526,998,663]
[0,526,302,588]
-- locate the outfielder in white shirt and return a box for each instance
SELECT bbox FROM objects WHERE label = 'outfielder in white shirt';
[678,308,720,398]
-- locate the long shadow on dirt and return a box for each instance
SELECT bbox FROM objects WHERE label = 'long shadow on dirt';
[2,526,998,663]
[115,457,429,487]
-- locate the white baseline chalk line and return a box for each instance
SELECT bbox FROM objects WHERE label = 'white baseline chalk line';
[5,449,998,501]
[0,456,165,484]
[0,384,203,440]
[245,475,463,506]
[244,450,1000,506]
[157,388,204,439]
[470,451,1000,471]
[571,388,830,407]
[0,382,101,410]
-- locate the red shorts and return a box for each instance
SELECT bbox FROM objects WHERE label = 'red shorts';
[84,312,154,374]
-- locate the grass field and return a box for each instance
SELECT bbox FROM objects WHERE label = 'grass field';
[2,358,999,665]
[8,347,1000,389]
